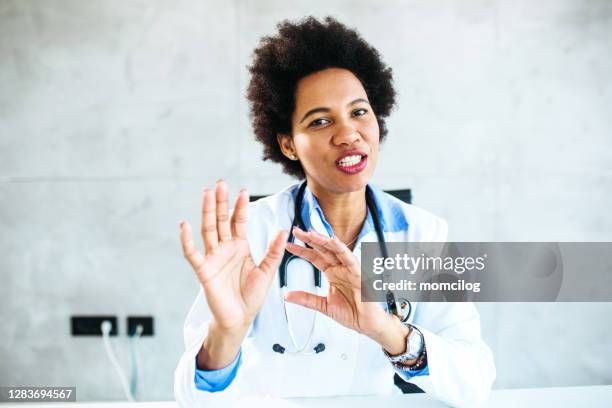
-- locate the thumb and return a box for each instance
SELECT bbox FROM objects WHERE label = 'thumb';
[285,291,328,315]
[258,229,288,277]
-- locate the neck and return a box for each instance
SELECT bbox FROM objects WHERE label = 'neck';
[306,180,367,248]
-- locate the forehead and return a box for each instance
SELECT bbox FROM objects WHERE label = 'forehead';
[293,68,368,111]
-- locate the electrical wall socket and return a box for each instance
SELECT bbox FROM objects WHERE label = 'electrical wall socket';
[127,316,154,336]
[71,316,118,336]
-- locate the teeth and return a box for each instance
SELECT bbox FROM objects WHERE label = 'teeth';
[338,155,363,167]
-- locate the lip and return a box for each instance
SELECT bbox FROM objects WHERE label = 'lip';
[335,149,367,163]
[335,150,368,175]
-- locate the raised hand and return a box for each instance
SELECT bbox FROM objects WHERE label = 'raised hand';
[285,227,407,353]
[180,180,288,333]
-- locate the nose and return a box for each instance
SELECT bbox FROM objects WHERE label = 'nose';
[332,123,361,146]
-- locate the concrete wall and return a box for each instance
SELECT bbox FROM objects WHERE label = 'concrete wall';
[1,0,611,401]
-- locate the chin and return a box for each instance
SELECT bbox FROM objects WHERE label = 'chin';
[328,173,371,194]
[308,164,376,195]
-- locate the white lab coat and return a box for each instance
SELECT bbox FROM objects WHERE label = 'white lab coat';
[174,183,496,407]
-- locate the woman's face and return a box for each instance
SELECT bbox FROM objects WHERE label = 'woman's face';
[279,68,380,194]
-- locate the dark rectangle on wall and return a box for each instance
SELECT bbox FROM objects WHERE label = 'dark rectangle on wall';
[127,316,154,336]
[71,315,117,336]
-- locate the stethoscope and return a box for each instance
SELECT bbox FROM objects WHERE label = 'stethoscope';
[272,181,412,355]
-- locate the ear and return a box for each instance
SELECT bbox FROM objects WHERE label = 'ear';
[277,133,298,160]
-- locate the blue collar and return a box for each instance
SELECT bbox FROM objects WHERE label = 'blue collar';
[290,183,409,242]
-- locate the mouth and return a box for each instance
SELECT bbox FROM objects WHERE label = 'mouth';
[335,152,368,174]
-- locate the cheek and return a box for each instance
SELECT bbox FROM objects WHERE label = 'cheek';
[292,134,310,154]
[293,133,325,157]
[292,135,322,168]
[364,120,380,165]
[364,119,381,147]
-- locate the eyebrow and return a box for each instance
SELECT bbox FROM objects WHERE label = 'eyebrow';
[299,98,370,124]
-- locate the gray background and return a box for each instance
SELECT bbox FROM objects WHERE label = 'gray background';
[1,0,611,401]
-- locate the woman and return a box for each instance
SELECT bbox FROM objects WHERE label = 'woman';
[174,17,495,407]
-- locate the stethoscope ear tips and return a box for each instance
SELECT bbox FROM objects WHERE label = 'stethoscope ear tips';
[272,343,286,354]
[314,343,325,354]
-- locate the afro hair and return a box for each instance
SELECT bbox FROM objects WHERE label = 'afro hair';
[246,16,397,179]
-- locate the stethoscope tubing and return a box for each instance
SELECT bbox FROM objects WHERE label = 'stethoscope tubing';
[275,181,408,355]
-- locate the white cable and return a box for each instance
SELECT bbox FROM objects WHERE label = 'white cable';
[129,324,144,400]
[101,321,134,402]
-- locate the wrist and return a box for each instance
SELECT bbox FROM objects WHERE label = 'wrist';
[384,324,425,368]
[209,319,251,340]
[198,320,249,370]
[370,316,410,356]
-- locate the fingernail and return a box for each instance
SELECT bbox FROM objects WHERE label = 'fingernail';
[216,178,224,183]
[179,220,184,228]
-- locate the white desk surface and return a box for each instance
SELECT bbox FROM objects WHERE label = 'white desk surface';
[3,385,611,408]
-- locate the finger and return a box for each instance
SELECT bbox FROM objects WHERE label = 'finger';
[285,290,328,315]
[215,180,231,242]
[286,242,333,270]
[296,227,356,268]
[291,227,330,252]
[180,221,205,274]
[292,227,339,265]
[230,188,249,240]
[258,230,289,277]
[328,235,360,268]
[288,233,338,267]
[201,189,218,254]
[305,241,339,266]
[297,228,359,271]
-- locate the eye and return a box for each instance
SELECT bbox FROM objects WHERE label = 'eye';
[352,108,368,117]
[308,117,331,128]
